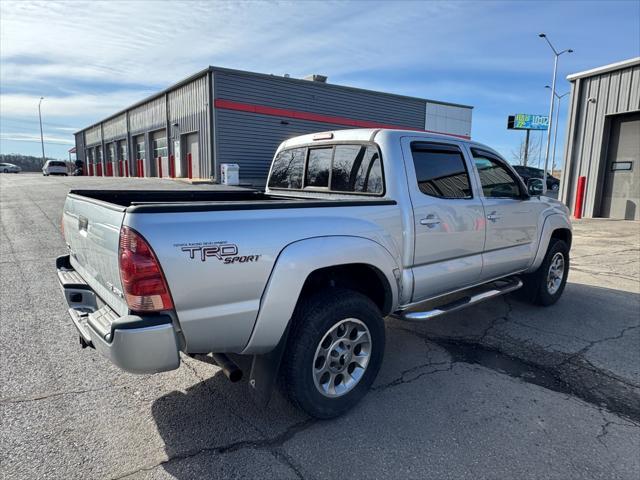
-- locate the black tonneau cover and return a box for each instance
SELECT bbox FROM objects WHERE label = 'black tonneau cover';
[67,189,396,214]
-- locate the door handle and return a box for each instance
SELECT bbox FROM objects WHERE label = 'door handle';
[420,215,441,227]
[486,211,501,222]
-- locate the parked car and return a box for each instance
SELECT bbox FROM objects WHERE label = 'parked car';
[57,128,572,418]
[0,162,21,173]
[512,165,560,191]
[42,160,68,176]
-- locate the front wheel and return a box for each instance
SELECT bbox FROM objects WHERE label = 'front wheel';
[2,169,8,173]
[519,239,569,306]
[280,288,385,419]
[551,183,559,192]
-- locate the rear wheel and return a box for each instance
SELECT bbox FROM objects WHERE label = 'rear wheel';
[519,239,569,306]
[280,288,385,419]
[2,169,8,173]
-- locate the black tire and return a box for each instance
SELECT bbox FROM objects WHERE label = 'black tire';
[519,239,569,306]
[280,288,385,419]
[2,169,8,173]
[551,183,559,192]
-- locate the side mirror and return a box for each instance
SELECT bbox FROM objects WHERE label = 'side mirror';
[527,178,544,196]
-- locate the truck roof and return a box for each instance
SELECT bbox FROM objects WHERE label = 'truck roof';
[280,128,503,161]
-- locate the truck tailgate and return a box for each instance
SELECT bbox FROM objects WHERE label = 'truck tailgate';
[62,194,128,317]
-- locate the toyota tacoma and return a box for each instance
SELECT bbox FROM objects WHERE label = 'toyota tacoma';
[57,128,572,418]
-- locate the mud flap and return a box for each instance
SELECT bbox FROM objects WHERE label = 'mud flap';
[248,324,290,408]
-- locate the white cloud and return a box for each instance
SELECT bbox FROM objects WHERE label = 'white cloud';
[0,90,153,119]
[0,132,74,145]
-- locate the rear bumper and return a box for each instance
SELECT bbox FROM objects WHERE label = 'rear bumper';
[57,255,180,374]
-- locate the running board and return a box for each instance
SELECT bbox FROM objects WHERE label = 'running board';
[400,277,523,321]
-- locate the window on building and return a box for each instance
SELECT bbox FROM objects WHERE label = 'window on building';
[95,146,103,163]
[332,145,383,194]
[410,143,472,199]
[305,148,332,188]
[135,136,145,160]
[269,147,306,189]
[86,149,94,164]
[152,132,168,159]
[472,150,522,199]
[107,143,115,163]
[118,141,128,161]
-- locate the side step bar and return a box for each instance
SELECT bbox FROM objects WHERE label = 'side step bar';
[400,277,523,321]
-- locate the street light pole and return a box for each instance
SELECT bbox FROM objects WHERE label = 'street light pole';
[545,86,570,176]
[539,33,572,192]
[38,97,46,166]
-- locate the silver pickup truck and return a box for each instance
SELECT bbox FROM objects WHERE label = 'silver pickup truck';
[57,128,571,418]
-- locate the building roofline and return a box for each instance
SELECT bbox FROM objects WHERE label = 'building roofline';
[208,65,474,110]
[566,57,640,81]
[74,67,212,134]
[75,66,473,135]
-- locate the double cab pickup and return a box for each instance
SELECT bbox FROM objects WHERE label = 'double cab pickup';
[57,128,571,418]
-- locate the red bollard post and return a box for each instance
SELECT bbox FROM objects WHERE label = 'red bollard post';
[169,155,175,178]
[89,163,93,176]
[187,153,193,180]
[107,162,112,177]
[574,176,586,219]
[157,156,162,178]
[125,161,129,177]
[97,163,102,176]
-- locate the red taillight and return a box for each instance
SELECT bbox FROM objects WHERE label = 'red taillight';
[118,226,174,312]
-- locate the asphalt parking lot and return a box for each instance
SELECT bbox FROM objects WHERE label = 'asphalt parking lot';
[1,173,639,480]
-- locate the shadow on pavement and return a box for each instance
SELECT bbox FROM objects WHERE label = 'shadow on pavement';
[151,282,639,478]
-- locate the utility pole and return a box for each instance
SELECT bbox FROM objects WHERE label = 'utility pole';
[539,33,573,192]
[545,86,570,176]
[523,129,530,166]
[38,97,46,166]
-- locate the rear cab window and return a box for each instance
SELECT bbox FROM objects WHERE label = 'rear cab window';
[269,143,384,195]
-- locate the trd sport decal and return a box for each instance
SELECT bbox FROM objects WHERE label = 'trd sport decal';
[174,241,261,264]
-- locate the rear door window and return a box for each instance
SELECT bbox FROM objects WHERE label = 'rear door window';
[410,143,472,199]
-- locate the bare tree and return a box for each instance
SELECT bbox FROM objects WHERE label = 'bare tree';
[511,136,540,166]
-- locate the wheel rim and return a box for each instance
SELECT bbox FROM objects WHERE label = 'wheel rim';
[547,252,565,295]
[312,318,372,398]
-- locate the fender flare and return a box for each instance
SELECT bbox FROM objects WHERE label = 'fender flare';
[526,214,572,273]
[241,236,400,355]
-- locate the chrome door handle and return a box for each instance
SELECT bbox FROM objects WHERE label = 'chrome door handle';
[486,211,501,222]
[420,215,441,227]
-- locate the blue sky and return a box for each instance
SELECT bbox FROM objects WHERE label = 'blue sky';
[1,0,638,167]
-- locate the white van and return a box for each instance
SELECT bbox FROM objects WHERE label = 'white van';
[42,160,68,176]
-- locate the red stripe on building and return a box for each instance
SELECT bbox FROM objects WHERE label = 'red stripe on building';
[213,99,470,140]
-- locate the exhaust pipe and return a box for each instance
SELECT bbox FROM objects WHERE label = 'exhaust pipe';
[211,353,243,383]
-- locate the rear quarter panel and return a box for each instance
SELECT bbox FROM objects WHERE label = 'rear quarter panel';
[125,203,403,353]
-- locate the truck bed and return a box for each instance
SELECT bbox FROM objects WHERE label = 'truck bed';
[67,189,395,213]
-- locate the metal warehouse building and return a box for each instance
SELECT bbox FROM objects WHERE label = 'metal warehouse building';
[561,57,640,220]
[75,66,473,185]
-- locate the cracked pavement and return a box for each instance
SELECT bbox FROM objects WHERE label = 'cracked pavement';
[1,174,639,479]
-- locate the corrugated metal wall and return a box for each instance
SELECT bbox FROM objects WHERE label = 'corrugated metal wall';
[75,132,85,163]
[168,74,211,178]
[561,61,640,217]
[103,113,127,141]
[129,97,166,134]
[212,69,426,184]
[214,69,425,126]
[84,125,102,146]
[215,109,365,182]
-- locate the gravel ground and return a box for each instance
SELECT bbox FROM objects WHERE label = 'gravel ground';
[1,173,638,480]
